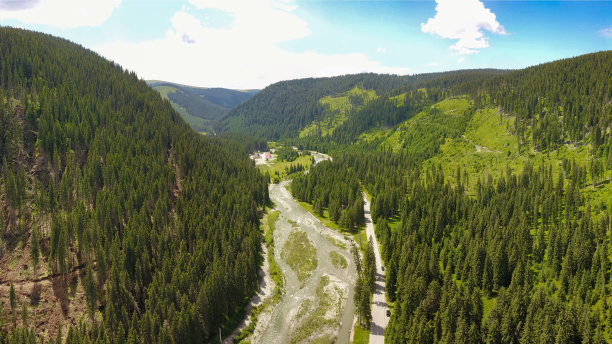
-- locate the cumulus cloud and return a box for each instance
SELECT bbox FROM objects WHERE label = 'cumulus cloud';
[0,0,40,11]
[0,0,121,28]
[422,0,506,55]
[600,25,612,38]
[96,0,408,89]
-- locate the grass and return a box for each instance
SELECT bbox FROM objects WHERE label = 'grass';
[258,154,313,181]
[352,324,370,344]
[264,211,280,246]
[353,229,368,252]
[296,200,343,232]
[422,102,605,209]
[323,234,347,249]
[482,296,497,322]
[281,228,318,286]
[264,211,284,303]
[153,85,210,132]
[413,96,612,329]
[330,251,348,269]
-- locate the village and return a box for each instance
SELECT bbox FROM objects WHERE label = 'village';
[249,149,275,165]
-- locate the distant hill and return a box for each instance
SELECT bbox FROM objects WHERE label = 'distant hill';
[218,52,611,150]
[216,70,508,140]
[148,80,258,132]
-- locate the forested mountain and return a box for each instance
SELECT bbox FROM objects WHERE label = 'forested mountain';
[148,80,257,132]
[216,70,507,140]
[226,51,612,343]
[0,27,268,343]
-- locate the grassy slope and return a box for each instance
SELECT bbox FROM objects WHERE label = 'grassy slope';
[299,86,378,138]
[152,85,209,132]
[364,95,612,326]
[423,100,610,212]
[359,96,609,211]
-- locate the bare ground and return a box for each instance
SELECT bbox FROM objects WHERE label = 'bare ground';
[0,237,89,342]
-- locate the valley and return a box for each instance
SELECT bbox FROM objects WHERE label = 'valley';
[0,24,610,344]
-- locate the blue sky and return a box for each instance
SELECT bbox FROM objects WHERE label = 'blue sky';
[0,0,610,89]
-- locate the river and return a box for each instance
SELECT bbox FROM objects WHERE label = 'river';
[251,151,356,344]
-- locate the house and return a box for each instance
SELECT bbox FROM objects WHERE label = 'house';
[263,152,271,160]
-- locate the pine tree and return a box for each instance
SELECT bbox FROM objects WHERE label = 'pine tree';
[9,283,16,326]
[84,264,97,321]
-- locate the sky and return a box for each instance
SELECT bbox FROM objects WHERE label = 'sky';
[0,0,610,89]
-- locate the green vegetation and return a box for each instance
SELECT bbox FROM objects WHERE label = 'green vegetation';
[354,239,375,328]
[323,234,347,249]
[149,81,256,132]
[234,210,282,344]
[300,86,378,138]
[297,200,342,232]
[352,325,370,344]
[275,146,299,162]
[258,154,313,182]
[291,160,364,231]
[0,27,268,342]
[235,51,612,343]
[281,229,318,286]
[330,251,348,269]
[3,25,612,344]
[217,72,479,140]
[265,211,284,302]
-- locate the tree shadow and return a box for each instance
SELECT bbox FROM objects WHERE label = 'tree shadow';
[50,275,70,317]
[29,281,41,307]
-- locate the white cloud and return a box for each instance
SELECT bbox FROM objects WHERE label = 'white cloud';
[427,62,439,67]
[376,47,387,53]
[96,0,408,89]
[421,0,506,55]
[0,0,121,28]
[599,25,612,38]
[457,57,465,63]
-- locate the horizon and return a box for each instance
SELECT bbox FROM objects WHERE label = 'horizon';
[1,0,610,89]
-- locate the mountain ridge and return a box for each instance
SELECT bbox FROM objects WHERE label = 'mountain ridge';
[148,80,258,132]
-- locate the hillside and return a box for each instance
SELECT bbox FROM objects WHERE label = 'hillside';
[148,80,257,132]
[0,28,268,343]
[217,69,508,141]
[228,51,612,343]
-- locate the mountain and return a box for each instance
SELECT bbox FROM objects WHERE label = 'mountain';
[216,70,508,140]
[148,80,257,132]
[0,27,268,342]
[221,51,612,343]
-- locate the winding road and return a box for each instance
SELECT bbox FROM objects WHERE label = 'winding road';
[363,195,389,344]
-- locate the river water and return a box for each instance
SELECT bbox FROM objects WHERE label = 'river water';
[255,152,356,344]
